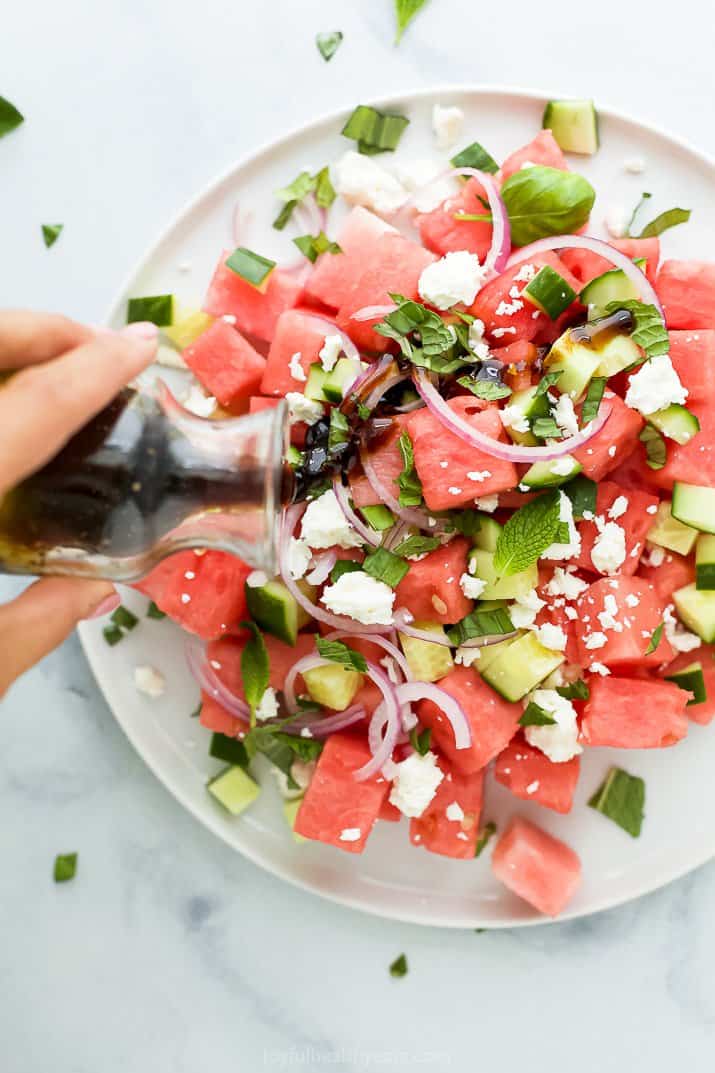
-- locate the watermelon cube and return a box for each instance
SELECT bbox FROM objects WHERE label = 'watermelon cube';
[638,551,695,603]
[581,676,688,747]
[494,735,581,814]
[350,413,413,509]
[199,692,242,737]
[135,550,252,639]
[407,397,519,511]
[560,237,660,287]
[206,631,318,702]
[499,130,569,182]
[410,763,485,858]
[572,391,644,480]
[395,537,474,625]
[657,260,715,329]
[305,206,397,309]
[183,320,266,409]
[660,645,715,726]
[417,665,521,774]
[418,177,495,260]
[668,330,715,403]
[261,309,333,396]
[203,253,303,342]
[574,481,660,576]
[644,403,715,492]
[491,817,582,917]
[469,253,581,345]
[335,232,435,352]
[294,732,388,852]
[574,576,673,669]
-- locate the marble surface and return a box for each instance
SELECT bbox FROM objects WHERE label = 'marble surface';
[2,1,715,1069]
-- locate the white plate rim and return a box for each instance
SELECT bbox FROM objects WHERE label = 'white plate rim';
[79,83,715,928]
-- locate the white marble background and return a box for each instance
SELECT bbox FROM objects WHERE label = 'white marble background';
[1,1,715,1069]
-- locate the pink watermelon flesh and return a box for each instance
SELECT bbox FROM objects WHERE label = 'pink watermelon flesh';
[203,253,303,342]
[183,319,265,409]
[410,763,484,859]
[637,552,695,603]
[560,237,660,287]
[261,309,332,396]
[657,260,715,329]
[305,207,396,309]
[469,253,581,344]
[395,537,473,625]
[572,391,644,480]
[660,646,715,726]
[574,576,674,669]
[135,550,251,639]
[199,693,242,737]
[495,735,581,814]
[645,402,715,491]
[418,177,494,259]
[581,676,688,747]
[574,481,659,577]
[499,131,569,182]
[492,817,582,917]
[668,330,715,403]
[350,413,413,508]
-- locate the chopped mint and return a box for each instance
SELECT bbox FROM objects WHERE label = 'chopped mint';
[342,104,409,154]
[240,621,270,724]
[644,622,664,656]
[244,717,323,786]
[451,141,499,175]
[396,430,423,508]
[474,821,497,858]
[500,166,596,247]
[209,732,249,768]
[626,191,652,235]
[493,491,561,576]
[190,702,202,718]
[225,248,275,288]
[127,294,174,327]
[293,231,342,263]
[450,510,483,538]
[457,376,512,401]
[330,560,363,583]
[519,701,557,727]
[639,207,691,239]
[531,417,564,440]
[588,767,645,838]
[556,679,590,701]
[603,299,669,358]
[53,853,78,883]
[563,475,597,519]
[389,953,408,977]
[639,423,667,470]
[102,624,124,646]
[535,370,563,396]
[273,167,336,230]
[446,607,514,647]
[581,376,606,426]
[409,726,432,755]
[315,31,343,61]
[111,605,139,631]
[375,293,465,373]
[352,396,372,421]
[0,95,24,139]
[315,637,368,673]
[393,534,441,558]
[41,223,63,249]
[363,546,410,588]
[146,600,166,620]
[328,409,350,453]
[313,166,337,208]
[394,0,430,42]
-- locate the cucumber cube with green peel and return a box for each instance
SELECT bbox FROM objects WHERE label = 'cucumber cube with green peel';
[245,578,314,645]
[471,515,503,552]
[467,548,538,601]
[665,662,707,705]
[207,766,260,816]
[523,265,577,320]
[673,583,715,643]
[303,663,362,710]
[398,621,454,682]
[543,99,599,155]
[647,501,698,556]
[521,455,582,490]
[544,333,601,400]
[501,385,550,447]
[480,632,565,701]
[696,535,715,590]
[646,404,700,446]
[672,483,715,534]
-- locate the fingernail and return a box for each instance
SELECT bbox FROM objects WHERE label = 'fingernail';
[85,591,121,620]
[121,321,159,341]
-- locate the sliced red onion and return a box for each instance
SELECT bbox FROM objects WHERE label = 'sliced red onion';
[296,311,361,363]
[324,629,412,682]
[441,167,511,275]
[365,371,407,411]
[184,635,250,723]
[395,681,471,750]
[305,549,338,586]
[394,396,425,414]
[506,234,664,316]
[290,704,367,737]
[396,618,517,649]
[332,476,382,547]
[413,367,612,462]
[351,303,398,323]
[359,443,447,532]
[283,653,334,713]
[354,664,402,781]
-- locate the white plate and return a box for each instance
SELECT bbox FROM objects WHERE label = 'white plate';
[79,86,715,928]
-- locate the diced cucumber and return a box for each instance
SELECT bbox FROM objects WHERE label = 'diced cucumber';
[592,334,642,378]
[502,385,550,446]
[285,445,304,468]
[207,766,260,816]
[360,504,396,531]
[672,483,715,534]
[665,661,707,706]
[303,663,362,710]
[472,515,503,552]
[647,404,700,446]
[696,535,715,590]
[582,268,640,319]
[480,632,565,701]
[305,358,363,403]
[523,265,577,320]
[673,583,715,643]
[163,309,212,349]
[283,797,308,843]
[543,99,599,155]
[475,633,523,673]
[647,501,698,556]
[245,578,314,645]
[544,332,600,399]
[398,621,454,682]
[467,548,538,600]
[521,455,582,489]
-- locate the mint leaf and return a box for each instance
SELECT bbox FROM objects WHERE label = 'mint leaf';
[603,299,669,359]
[0,95,23,139]
[535,370,563,396]
[493,492,561,576]
[394,0,430,42]
[409,726,432,755]
[563,475,597,519]
[457,376,512,401]
[446,608,514,646]
[639,423,667,470]
[532,417,564,440]
[293,231,341,263]
[328,409,350,453]
[315,637,368,673]
[42,223,63,249]
[363,546,410,588]
[581,376,606,425]
[54,853,78,883]
[588,767,645,838]
[315,31,343,61]
[500,166,596,247]
[393,534,441,558]
[375,294,459,370]
[644,622,664,656]
[240,621,269,721]
[451,141,499,175]
[389,953,408,977]
[556,679,590,701]
[474,821,497,858]
[639,207,691,239]
[396,430,423,508]
[450,510,483,538]
[519,702,557,727]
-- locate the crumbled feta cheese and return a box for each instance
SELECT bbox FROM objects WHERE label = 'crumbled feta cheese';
[246,570,268,588]
[460,573,487,600]
[500,405,530,434]
[591,521,626,575]
[467,470,491,482]
[589,661,611,676]
[552,394,579,437]
[645,544,666,567]
[389,751,444,817]
[546,567,589,601]
[509,588,546,630]
[663,603,702,653]
[624,156,646,174]
[492,327,517,338]
[534,623,568,651]
[182,384,216,418]
[339,827,362,843]
[446,801,465,822]
[301,489,363,550]
[319,334,342,373]
[474,494,499,512]
[287,537,312,580]
[605,204,631,239]
[418,251,486,310]
[495,297,524,317]
[467,318,490,361]
[448,486,463,496]
[222,314,237,325]
[526,780,540,795]
[380,655,400,684]
[564,606,578,621]
[288,351,306,382]
[550,456,576,477]
[455,645,481,667]
[321,570,395,625]
[584,631,608,650]
[520,160,538,170]
[513,263,537,283]
[608,495,629,520]
[625,355,688,415]
[625,593,640,608]
[134,665,166,699]
[334,150,408,216]
[542,492,581,561]
[254,686,279,722]
[432,104,464,150]
[286,391,324,426]
[524,689,582,762]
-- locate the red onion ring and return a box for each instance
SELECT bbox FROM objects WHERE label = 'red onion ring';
[394,681,471,751]
[365,371,407,411]
[353,664,402,781]
[296,311,361,364]
[290,704,367,737]
[359,443,447,532]
[283,654,334,713]
[185,636,250,723]
[396,617,517,649]
[351,303,398,323]
[324,629,412,682]
[305,549,338,586]
[413,367,612,462]
[441,167,511,275]
[332,476,382,547]
[506,234,664,316]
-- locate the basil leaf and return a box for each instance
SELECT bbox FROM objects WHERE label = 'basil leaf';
[313,166,336,209]
[363,547,410,588]
[389,953,408,977]
[500,166,596,247]
[603,299,669,358]
[563,475,597,520]
[535,370,563,396]
[42,223,63,249]
[588,767,645,838]
[315,637,368,673]
[0,95,23,139]
[556,679,590,701]
[342,105,409,152]
[225,247,275,287]
[209,732,249,768]
[409,726,432,755]
[146,600,166,620]
[581,376,606,425]
[330,560,363,583]
[328,409,350,453]
[639,207,691,239]
[275,170,315,205]
[394,0,430,42]
[493,491,561,576]
[531,417,564,440]
[451,141,499,175]
[127,294,174,327]
[519,701,557,727]
[293,232,342,264]
[53,853,78,883]
[450,510,483,538]
[315,31,343,61]
[446,608,514,646]
[396,430,423,508]
[639,423,667,470]
[474,821,496,858]
[240,621,270,721]
[102,624,124,646]
[457,376,512,401]
[111,605,138,631]
[393,534,441,558]
[644,622,664,656]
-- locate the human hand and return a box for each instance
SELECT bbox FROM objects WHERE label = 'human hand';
[0,310,158,696]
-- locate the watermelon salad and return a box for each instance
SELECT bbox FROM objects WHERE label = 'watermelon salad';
[129,98,715,919]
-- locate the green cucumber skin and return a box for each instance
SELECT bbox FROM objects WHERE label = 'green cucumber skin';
[672,483,715,535]
[543,99,599,155]
[665,665,707,706]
